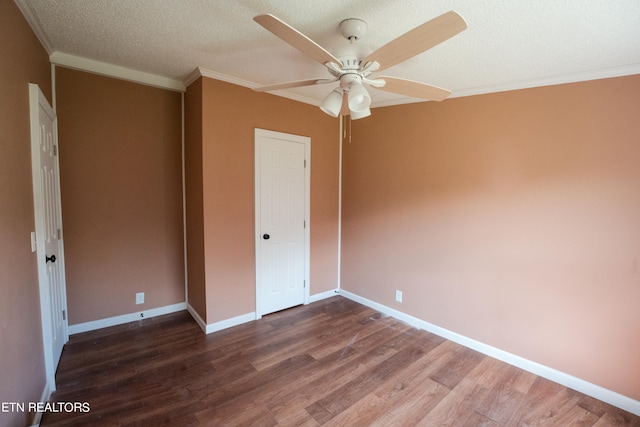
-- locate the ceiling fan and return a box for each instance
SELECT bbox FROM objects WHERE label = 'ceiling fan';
[253,11,467,119]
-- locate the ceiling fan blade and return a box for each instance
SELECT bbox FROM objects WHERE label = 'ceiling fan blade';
[254,14,342,66]
[363,11,467,71]
[375,76,451,101]
[253,78,333,92]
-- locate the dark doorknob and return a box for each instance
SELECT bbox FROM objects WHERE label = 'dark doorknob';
[46,254,57,263]
[263,234,270,240]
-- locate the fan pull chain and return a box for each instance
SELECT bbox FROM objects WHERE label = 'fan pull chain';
[342,116,347,141]
[341,115,352,144]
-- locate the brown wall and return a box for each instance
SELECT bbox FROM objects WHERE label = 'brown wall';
[184,78,206,319]
[56,68,185,324]
[0,1,52,426]
[185,77,340,324]
[341,75,640,400]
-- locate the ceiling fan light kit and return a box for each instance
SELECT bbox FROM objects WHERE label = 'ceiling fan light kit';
[347,82,371,112]
[350,107,371,120]
[320,88,343,117]
[253,11,467,119]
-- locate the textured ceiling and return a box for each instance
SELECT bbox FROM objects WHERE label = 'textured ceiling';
[16,0,640,107]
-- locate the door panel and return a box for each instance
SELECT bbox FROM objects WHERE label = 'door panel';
[29,84,68,390]
[255,129,309,316]
[39,108,65,366]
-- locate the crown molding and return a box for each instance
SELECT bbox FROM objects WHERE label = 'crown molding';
[15,0,184,92]
[450,63,640,99]
[14,0,54,55]
[183,68,203,87]
[370,63,640,109]
[50,52,185,92]
[193,61,640,109]
[187,67,257,90]
[192,67,321,106]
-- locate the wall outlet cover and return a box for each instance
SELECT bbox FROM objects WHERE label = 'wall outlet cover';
[136,292,144,304]
[395,290,403,303]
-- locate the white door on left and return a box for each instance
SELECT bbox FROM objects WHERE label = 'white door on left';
[29,83,68,391]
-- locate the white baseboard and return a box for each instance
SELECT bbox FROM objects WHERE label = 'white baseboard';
[205,312,255,334]
[187,290,339,335]
[339,290,640,416]
[309,288,340,303]
[187,303,207,333]
[29,381,51,427]
[68,302,187,335]
[187,304,256,335]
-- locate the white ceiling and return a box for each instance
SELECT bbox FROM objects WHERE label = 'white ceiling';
[16,0,640,108]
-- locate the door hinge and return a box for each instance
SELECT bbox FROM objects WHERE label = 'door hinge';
[62,310,66,321]
[57,228,61,239]
[53,144,58,156]
[303,280,306,288]
[304,159,307,168]
[303,220,306,228]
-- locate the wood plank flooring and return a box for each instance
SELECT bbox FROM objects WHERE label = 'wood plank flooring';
[42,296,639,426]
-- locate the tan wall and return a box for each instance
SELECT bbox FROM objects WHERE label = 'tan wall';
[192,77,340,323]
[184,78,206,319]
[0,1,52,425]
[56,68,185,324]
[341,75,640,400]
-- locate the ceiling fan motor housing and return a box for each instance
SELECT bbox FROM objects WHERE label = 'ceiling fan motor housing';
[339,72,362,89]
[332,40,372,69]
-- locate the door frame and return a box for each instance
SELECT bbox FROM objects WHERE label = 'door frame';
[29,83,69,391]
[254,128,310,318]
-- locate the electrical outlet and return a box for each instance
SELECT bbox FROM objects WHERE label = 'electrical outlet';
[395,290,403,303]
[136,292,144,305]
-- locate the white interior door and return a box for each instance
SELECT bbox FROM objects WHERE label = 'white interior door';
[29,84,68,391]
[255,129,310,316]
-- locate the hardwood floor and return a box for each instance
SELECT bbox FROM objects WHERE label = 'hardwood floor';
[42,296,639,426]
